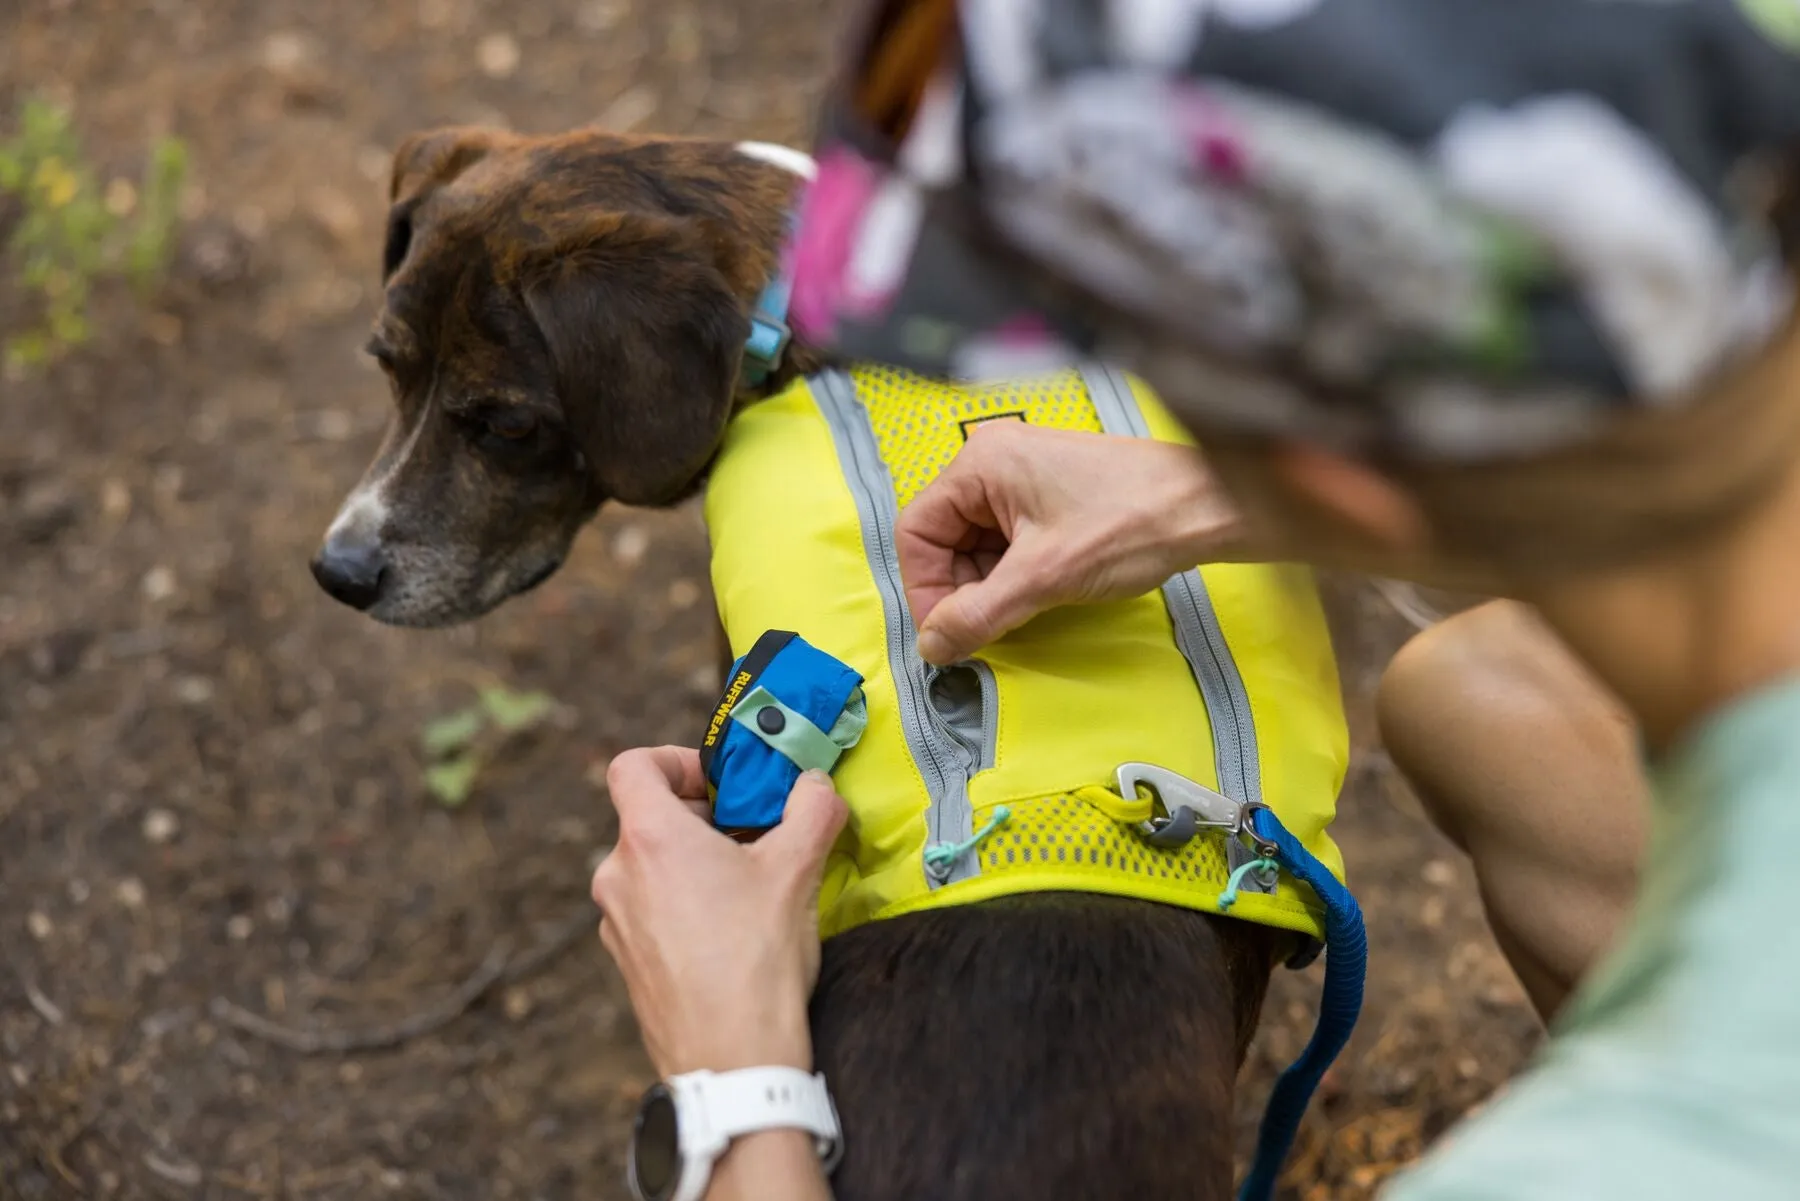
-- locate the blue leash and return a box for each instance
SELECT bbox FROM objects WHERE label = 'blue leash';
[1234,806,1368,1201]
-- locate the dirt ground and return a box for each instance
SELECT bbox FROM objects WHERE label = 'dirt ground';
[0,2,1543,1197]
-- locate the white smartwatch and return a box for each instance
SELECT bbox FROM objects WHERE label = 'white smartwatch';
[627,1066,843,1201]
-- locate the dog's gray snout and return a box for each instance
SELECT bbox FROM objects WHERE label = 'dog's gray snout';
[311,535,390,612]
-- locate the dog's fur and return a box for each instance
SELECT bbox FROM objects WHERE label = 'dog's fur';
[315,127,1290,1201]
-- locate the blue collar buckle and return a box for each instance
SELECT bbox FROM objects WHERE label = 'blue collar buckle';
[740,298,791,388]
[740,216,798,389]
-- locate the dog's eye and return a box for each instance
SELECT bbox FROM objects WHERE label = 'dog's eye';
[483,409,539,442]
[382,209,414,280]
[459,404,546,453]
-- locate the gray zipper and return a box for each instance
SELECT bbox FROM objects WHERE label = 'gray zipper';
[971,660,999,771]
[813,371,981,886]
[1081,366,1271,888]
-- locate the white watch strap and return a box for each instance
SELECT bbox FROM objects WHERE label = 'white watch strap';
[682,1066,840,1150]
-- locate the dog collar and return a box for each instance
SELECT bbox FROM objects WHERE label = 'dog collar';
[740,216,798,388]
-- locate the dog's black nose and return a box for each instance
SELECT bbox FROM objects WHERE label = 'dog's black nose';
[311,537,389,611]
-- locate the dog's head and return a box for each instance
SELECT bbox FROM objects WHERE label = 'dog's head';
[311,127,798,626]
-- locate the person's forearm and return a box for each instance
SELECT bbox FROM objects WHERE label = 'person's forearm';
[707,1130,833,1201]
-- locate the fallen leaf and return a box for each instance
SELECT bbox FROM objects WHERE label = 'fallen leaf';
[425,755,481,807]
[480,686,554,732]
[422,707,484,758]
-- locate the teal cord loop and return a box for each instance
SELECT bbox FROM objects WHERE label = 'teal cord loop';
[923,806,1012,881]
[1217,857,1280,912]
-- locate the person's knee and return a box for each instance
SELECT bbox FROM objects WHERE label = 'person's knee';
[1376,601,1523,847]
[1378,600,1649,1015]
[1377,599,1646,860]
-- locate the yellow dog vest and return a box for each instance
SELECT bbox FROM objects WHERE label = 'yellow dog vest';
[704,364,1348,942]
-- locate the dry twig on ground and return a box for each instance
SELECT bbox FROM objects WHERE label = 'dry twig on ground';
[210,903,596,1055]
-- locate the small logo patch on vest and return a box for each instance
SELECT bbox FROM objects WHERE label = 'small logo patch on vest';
[703,670,754,752]
[958,411,1027,441]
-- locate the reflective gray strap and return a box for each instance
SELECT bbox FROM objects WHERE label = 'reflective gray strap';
[812,371,980,886]
[1081,365,1271,890]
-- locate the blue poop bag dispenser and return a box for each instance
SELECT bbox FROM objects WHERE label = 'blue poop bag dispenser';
[700,630,867,841]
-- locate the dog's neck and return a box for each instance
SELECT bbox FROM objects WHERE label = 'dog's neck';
[735,342,830,405]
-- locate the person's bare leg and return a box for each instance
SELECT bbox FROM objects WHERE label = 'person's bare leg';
[1376,599,1649,1024]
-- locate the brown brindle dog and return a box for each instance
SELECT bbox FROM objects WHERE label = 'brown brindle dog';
[312,127,1289,1201]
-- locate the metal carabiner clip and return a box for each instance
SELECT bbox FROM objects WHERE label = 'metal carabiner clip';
[1115,762,1283,863]
[1115,762,1242,849]
[1236,800,1281,862]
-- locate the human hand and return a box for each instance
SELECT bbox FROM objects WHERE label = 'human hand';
[896,422,1243,665]
[590,747,848,1078]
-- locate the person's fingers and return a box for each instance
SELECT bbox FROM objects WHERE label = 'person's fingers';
[644,745,710,798]
[596,912,623,962]
[916,547,1057,665]
[607,745,708,800]
[590,852,617,910]
[908,532,1009,642]
[757,770,850,887]
[896,456,1005,627]
[968,547,1004,580]
[605,746,710,832]
[896,522,969,630]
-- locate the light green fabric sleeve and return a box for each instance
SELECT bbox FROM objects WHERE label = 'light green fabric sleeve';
[1385,676,1800,1201]
[730,684,866,774]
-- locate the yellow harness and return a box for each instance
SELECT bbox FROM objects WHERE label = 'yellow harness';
[704,364,1348,943]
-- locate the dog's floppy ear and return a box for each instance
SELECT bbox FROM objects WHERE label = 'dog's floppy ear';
[523,214,750,506]
[382,126,505,281]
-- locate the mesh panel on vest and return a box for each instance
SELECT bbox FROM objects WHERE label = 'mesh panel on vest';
[850,365,1103,507]
[977,796,1234,887]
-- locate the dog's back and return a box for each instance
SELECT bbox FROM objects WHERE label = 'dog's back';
[815,894,1281,1201]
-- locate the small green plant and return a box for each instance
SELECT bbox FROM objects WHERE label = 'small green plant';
[419,685,559,807]
[0,96,188,372]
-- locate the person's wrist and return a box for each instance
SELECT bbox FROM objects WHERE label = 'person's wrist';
[715,1127,822,1172]
[660,1000,813,1076]
[718,1126,819,1162]
[708,1126,831,1201]
[1157,450,1242,564]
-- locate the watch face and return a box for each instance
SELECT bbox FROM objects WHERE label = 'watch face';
[629,1084,681,1201]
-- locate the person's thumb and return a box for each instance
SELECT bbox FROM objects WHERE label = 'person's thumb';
[758,770,850,885]
[916,551,1051,666]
